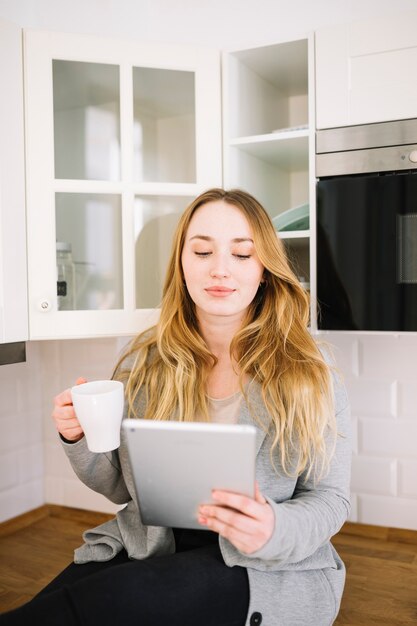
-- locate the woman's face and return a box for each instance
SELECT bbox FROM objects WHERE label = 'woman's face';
[181,200,265,323]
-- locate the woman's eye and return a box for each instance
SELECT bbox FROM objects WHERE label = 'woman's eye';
[194,251,211,257]
[234,254,251,260]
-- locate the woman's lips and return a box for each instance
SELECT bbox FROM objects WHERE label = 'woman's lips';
[205,286,235,297]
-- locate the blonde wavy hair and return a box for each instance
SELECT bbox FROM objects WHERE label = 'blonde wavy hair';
[115,188,336,480]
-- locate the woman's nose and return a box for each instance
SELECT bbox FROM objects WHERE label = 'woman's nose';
[210,268,230,278]
[209,258,230,278]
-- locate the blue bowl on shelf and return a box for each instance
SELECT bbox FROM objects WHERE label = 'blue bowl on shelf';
[272,203,309,231]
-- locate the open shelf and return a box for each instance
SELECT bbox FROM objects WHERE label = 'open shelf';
[223,36,314,310]
[225,39,309,139]
[279,230,310,239]
[229,130,308,170]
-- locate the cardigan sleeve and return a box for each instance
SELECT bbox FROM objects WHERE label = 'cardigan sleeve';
[251,380,351,564]
[62,435,131,505]
[221,373,352,570]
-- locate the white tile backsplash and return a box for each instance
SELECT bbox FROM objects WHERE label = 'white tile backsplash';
[359,418,417,458]
[44,476,64,506]
[62,478,122,515]
[319,335,361,376]
[40,337,126,516]
[345,377,396,418]
[1,333,416,531]
[398,460,417,498]
[17,444,44,483]
[358,494,417,530]
[357,334,417,379]
[0,480,44,523]
[0,342,44,522]
[329,332,417,531]
[351,455,397,496]
[0,450,19,492]
[350,416,359,455]
[398,381,417,419]
[0,368,19,418]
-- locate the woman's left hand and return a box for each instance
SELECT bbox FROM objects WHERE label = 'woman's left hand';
[198,483,275,554]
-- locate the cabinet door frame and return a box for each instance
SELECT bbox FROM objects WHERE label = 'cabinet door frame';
[24,30,222,339]
[0,19,28,343]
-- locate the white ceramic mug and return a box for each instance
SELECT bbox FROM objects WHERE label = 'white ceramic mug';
[71,380,124,453]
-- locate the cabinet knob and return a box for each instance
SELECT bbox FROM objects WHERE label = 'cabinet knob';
[409,150,417,163]
[38,300,51,312]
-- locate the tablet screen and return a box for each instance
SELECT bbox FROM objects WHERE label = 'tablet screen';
[123,419,257,530]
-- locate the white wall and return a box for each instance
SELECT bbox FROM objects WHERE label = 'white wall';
[323,333,417,530]
[0,0,416,529]
[0,0,417,48]
[0,342,44,522]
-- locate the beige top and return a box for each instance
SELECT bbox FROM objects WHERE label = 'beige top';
[207,390,243,424]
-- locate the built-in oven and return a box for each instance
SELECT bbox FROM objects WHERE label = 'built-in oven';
[316,119,417,332]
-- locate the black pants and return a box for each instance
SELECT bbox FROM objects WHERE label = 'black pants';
[0,529,249,626]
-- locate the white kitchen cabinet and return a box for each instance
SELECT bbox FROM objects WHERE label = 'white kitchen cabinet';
[222,37,316,326]
[0,19,28,343]
[24,30,222,339]
[23,30,320,339]
[316,10,417,129]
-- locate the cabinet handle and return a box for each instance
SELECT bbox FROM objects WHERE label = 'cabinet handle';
[38,300,51,312]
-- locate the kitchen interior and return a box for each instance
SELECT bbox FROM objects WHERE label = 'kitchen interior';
[0,0,417,623]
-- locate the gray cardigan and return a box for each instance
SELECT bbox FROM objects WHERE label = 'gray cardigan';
[63,374,351,626]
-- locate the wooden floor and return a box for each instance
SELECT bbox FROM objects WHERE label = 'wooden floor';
[0,506,417,624]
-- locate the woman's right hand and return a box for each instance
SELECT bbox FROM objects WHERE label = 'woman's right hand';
[52,377,87,442]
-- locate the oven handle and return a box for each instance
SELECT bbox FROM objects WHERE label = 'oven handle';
[316,143,417,177]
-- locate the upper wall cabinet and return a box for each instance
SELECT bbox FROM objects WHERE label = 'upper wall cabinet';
[0,20,28,343]
[316,10,417,129]
[222,37,315,312]
[24,30,221,339]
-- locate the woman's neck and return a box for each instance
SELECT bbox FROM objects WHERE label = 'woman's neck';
[197,312,242,358]
[196,312,246,399]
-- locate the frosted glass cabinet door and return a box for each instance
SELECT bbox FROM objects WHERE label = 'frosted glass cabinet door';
[53,61,121,181]
[24,30,221,339]
[134,196,192,308]
[55,193,123,311]
[133,68,196,183]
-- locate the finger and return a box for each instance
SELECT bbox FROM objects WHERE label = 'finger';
[255,482,267,504]
[53,409,81,430]
[198,510,255,547]
[52,412,84,440]
[57,423,84,439]
[200,512,266,555]
[52,405,82,435]
[53,388,73,408]
[53,404,77,421]
[53,378,87,409]
[199,504,257,535]
[211,490,263,519]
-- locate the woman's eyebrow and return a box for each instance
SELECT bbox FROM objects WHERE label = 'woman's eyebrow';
[189,235,254,243]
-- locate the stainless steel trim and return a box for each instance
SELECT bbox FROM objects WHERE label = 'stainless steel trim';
[316,119,417,154]
[316,144,417,177]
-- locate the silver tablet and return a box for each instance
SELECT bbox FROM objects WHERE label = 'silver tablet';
[122,419,257,530]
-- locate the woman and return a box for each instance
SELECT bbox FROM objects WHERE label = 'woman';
[1,188,351,626]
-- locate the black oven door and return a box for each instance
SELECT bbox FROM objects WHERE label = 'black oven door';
[316,170,417,331]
